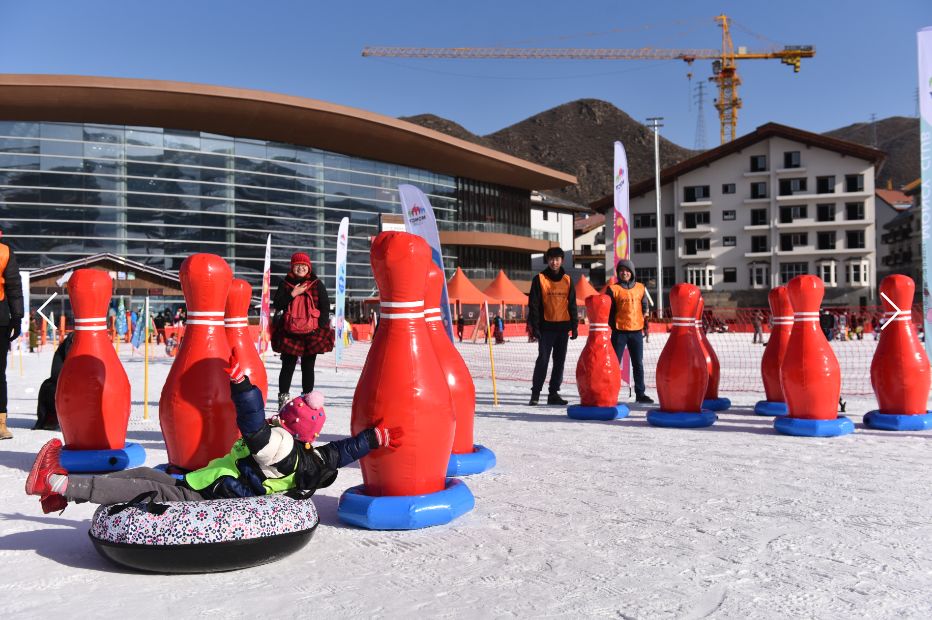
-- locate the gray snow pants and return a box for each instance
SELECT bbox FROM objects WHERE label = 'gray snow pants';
[64,467,206,505]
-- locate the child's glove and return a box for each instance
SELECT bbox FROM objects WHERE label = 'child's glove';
[225,349,246,384]
[372,424,404,449]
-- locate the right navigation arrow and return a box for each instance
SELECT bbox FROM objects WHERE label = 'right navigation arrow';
[880,291,904,331]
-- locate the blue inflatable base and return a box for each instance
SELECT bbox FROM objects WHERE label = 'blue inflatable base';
[446,444,497,476]
[337,478,474,530]
[646,409,717,428]
[702,397,731,411]
[153,463,185,480]
[61,442,146,473]
[863,410,932,432]
[774,416,855,437]
[754,400,789,416]
[566,403,630,421]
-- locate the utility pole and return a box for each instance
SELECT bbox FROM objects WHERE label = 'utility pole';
[647,117,665,318]
[694,82,707,151]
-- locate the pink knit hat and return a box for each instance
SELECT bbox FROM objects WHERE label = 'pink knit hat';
[276,391,326,443]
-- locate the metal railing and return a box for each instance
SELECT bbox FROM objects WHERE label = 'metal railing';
[459,267,537,282]
[437,219,559,241]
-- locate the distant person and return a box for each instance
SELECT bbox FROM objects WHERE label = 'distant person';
[0,229,23,440]
[527,247,578,405]
[607,259,653,405]
[819,309,834,341]
[493,314,505,344]
[153,311,167,344]
[456,315,465,343]
[837,313,848,341]
[871,315,881,341]
[752,310,764,344]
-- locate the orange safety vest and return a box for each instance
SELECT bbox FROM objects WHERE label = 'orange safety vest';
[539,273,571,322]
[609,282,646,331]
[0,244,8,301]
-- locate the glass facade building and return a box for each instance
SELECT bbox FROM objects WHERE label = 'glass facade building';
[0,120,465,298]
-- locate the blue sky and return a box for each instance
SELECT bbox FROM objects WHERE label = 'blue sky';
[1,1,929,149]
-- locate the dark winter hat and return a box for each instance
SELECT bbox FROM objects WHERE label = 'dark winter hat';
[544,247,565,260]
[290,252,312,270]
[616,259,636,277]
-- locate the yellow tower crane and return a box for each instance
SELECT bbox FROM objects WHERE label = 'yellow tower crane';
[362,14,815,144]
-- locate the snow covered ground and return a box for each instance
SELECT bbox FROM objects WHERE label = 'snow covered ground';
[1,342,931,619]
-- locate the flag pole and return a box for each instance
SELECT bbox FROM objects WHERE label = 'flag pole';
[143,296,150,420]
[483,300,499,406]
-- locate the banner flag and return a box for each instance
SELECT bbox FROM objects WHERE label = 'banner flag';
[919,27,932,358]
[613,141,633,387]
[334,217,349,367]
[19,270,29,354]
[258,234,272,354]
[115,296,127,336]
[399,183,454,341]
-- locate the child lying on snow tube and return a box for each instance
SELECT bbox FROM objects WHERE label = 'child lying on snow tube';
[26,350,403,513]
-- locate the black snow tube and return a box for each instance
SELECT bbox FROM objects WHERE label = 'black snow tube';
[88,492,319,573]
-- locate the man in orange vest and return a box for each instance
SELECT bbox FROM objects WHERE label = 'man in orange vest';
[0,229,24,439]
[527,247,578,406]
[608,259,654,404]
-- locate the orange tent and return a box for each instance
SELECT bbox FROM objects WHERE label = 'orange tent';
[447,267,488,304]
[482,270,529,306]
[575,275,600,305]
[599,276,617,295]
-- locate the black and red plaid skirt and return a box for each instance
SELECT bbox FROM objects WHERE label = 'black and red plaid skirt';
[271,324,335,356]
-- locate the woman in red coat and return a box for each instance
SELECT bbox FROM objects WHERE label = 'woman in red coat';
[272,253,333,409]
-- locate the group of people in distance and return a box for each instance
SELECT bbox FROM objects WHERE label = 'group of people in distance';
[527,246,654,407]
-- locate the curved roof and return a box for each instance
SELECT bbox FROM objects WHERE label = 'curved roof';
[0,74,575,191]
[483,270,528,305]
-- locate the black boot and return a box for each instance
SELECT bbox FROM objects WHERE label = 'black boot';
[528,391,540,406]
[547,393,568,405]
[635,393,655,404]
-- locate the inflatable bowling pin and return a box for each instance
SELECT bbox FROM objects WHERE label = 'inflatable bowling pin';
[755,287,793,416]
[567,294,629,421]
[159,254,240,470]
[864,275,932,431]
[225,278,269,402]
[57,269,144,471]
[774,275,853,437]
[647,283,716,428]
[339,232,473,530]
[422,263,496,476]
[695,297,730,411]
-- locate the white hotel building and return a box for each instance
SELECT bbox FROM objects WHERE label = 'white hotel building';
[593,123,885,307]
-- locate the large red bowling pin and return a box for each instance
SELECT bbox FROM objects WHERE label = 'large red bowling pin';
[56,269,131,450]
[351,232,455,496]
[656,283,708,412]
[424,262,476,455]
[780,275,840,419]
[159,254,239,470]
[871,275,930,414]
[576,295,621,407]
[225,278,268,402]
[694,298,722,400]
[761,287,793,403]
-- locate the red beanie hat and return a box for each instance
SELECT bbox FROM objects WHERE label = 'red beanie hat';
[290,252,311,270]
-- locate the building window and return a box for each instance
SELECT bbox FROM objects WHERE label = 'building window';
[685,265,714,289]
[594,230,605,245]
[750,182,768,199]
[818,261,837,287]
[779,205,808,223]
[665,236,675,251]
[722,210,736,221]
[846,230,866,249]
[845,202,865,220]
[723,236,736,247]
[817,231,836,250]
[684,238,711,255]
[633,213,657,228]
[846,260,870,286]
[783,151,801,169]
[634,238,658,253]
[845,174,864,192]
[778,177,808,196]
[780,232,808,251]
[751,208,768,226]
[723,267,737,283]
[684,185,711,202]
[816,203,836,222]
[750,264,770,288]
[684,211,711,229]
[636,267,657,285]
[751,235,769,253]
[662,266,675,287]
[664,213,675,227]
[816,176,835,194]
[750,155,767,172]
[542,210,550,221]
[722,183,736,194]
[779,262,809,284]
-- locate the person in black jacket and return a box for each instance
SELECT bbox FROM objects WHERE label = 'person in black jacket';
[271,252,333,410]
[0,230,24,440]
[527,247,578,406]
